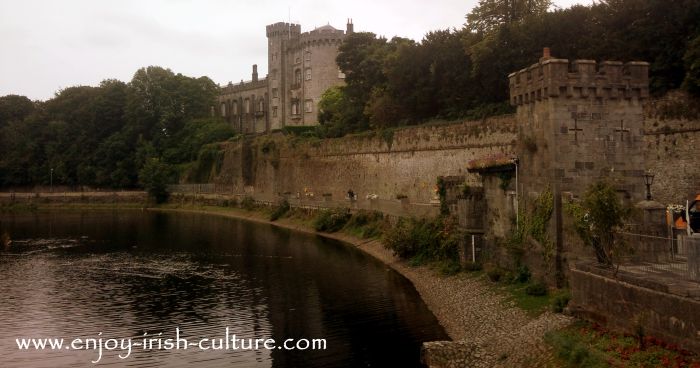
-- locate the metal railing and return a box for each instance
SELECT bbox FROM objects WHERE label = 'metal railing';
[616,232,700,282]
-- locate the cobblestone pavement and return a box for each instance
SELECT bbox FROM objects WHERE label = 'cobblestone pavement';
[355,239,573,368]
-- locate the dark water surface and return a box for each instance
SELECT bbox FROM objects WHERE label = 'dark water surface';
[0,210,447,367]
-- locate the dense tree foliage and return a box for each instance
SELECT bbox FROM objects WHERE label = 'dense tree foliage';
[319,0,700,137]
[0,67,234,188]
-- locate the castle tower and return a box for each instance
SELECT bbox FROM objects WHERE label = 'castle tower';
[266,22,301,130]
[509,48,650,203]
[294,24,347,126]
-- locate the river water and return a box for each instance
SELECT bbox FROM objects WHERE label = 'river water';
[0,210,447,367]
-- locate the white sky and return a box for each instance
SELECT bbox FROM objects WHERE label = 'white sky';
[0,0,593,101]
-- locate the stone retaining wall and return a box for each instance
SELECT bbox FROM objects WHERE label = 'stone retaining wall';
[570,263,700,353]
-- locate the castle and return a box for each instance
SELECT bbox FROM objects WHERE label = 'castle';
[216,20,354,133]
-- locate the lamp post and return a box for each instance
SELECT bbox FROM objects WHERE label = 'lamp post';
[643,170,655,200]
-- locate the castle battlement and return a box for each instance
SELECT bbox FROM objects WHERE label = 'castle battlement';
[508,51,649,106]
[266,22,301,38]
[299,28,345,47]
[221,77,268,94]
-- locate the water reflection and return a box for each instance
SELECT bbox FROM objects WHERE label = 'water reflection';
[0,210,447,367]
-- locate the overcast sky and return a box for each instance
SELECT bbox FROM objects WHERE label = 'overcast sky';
[0,0,593,101]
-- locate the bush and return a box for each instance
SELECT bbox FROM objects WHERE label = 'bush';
[269,200,290,221]
[551,291,571,313]
[313,208,351,232]
[515,264,532,283]
[437,260,461,276]
[463,262,483,272]
[383,216,461,262]
[344,210,384,238]
[241,196,255,211]
[487,267,505,282]
[525,281,549,296]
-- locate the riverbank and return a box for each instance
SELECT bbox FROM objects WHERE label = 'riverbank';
[147,204,572,367]
[6,201,571,367]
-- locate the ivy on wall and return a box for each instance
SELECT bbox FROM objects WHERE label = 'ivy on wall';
[504,188,554,268]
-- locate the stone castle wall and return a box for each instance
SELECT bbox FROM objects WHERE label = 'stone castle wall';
[214,116,518,208]
[643,92,700,205]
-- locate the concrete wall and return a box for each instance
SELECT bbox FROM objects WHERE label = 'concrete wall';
[213,116,518,215]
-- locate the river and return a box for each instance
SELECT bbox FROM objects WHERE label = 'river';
[0,210,447,367]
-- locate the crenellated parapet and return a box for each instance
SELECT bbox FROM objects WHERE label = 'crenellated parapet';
[221,77,268,94]
[508,55,649,106]
[299,28,345,48]
[266,22,301,38]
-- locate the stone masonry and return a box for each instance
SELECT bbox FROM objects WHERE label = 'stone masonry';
[216,21,353,133]
[510,49,650,204]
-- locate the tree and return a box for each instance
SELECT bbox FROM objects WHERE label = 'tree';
[683,34,700,95]
[466,0,552,34]
[0,95,35,128]
[567,181,630,266]
[139,158,173,204]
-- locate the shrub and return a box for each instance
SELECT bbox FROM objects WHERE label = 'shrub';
[313,208,351,232]
[463,262,483,272]
[344,210,384,238]
[515,264,532,283]
[437,260,461,276]
[269,200,290,221]
[551,291,571,313]
[383,216,461,262]
[241,196,255,211]
[487,267,505,282]
[525,281,548,296]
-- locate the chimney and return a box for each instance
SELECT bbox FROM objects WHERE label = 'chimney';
[540,47,551,62]
[346,18,354,34]
[252,64,258,82]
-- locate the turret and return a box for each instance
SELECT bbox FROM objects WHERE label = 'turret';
[346,19,354,34]
[252,64,258,82]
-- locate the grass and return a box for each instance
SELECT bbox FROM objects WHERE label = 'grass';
[546,321,700,368]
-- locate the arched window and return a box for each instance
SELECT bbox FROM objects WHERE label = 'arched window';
[220,103,226,117]
[295,69,302,84]
[245,99,250,114]
[232,101,238,115]
[291,100,299,115]
[258,99,264,112]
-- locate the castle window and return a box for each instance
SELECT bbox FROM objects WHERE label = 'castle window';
[295,57,301,64]
[272,107,278,117]
[271,69,278,80]
[304,99,313,113]
[338,69,345,79]
[295,69,302,84]
[232,101,238,115]
[258,99,264,112]
[291,100,299,115]
[245,98,250,114]
[304,50,311,61]
[272,88,278,98]
[220,103,226,117]
[305,68,312,81]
